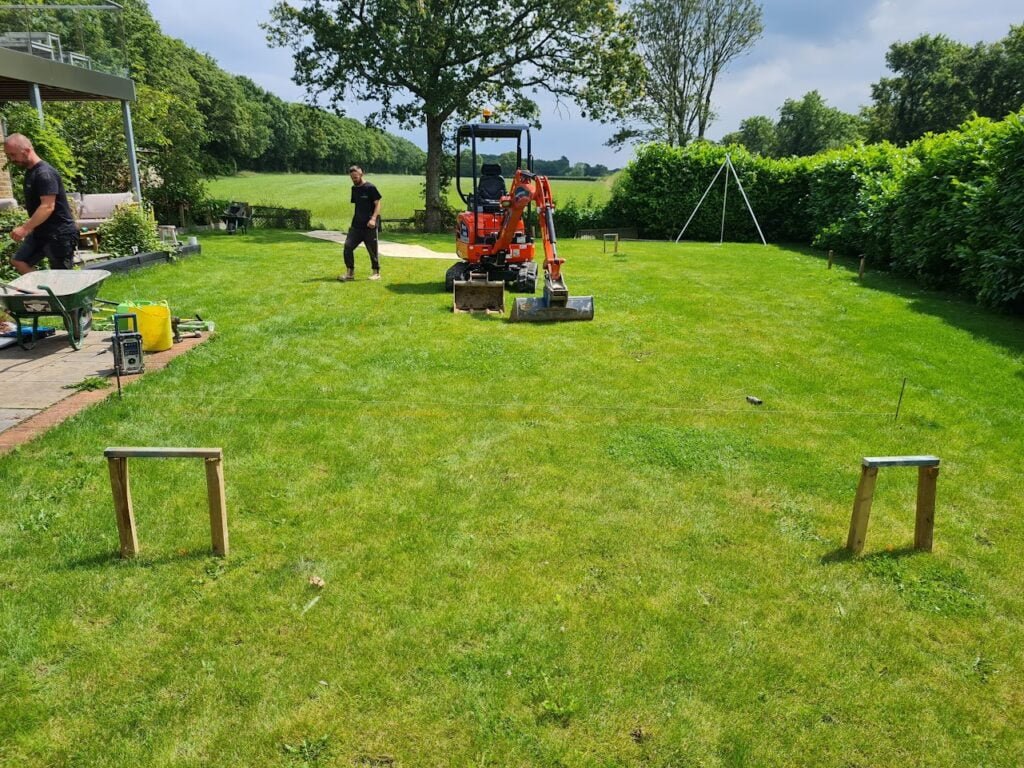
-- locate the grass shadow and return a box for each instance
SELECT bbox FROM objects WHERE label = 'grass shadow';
[61,548,215,571]
[819,544,924,566]
[386,281,448,295]
[811,248,1024,360]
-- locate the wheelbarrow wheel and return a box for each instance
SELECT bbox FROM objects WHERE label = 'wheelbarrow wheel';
[65,307,91,351]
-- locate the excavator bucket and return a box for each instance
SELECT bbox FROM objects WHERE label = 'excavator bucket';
[454,271,505,314]
[510,274,594,323]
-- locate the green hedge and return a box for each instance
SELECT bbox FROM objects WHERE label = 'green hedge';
[603,110,1024,311]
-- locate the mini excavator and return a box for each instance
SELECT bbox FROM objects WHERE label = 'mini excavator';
[446,121,594,322]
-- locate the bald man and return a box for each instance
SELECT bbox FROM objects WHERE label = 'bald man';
[3,133,79,274]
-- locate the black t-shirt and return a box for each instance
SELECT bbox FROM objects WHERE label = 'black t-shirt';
[350,181,382,227]
[23,161,78,241]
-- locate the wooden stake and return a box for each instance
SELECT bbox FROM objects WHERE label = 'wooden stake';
[914,466,939,552]
[107,457,139,558]
[827,250,833,269]
[858,256,866,279]
[205,457,229,557]
[847,466,879,554]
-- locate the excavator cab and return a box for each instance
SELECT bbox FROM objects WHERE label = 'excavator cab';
[449,121,593,321]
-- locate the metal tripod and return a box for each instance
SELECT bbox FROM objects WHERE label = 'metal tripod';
[674,153,767,245]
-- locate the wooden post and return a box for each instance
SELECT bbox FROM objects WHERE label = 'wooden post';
[205,456,229,557]
[827,250,833,269]
[914,466,939,551]
[847,466,879,554]
[107,457,139,558]
[858,256,866,279]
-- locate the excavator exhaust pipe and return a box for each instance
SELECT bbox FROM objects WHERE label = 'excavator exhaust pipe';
[453,271,505,315]
[510,274,594,323]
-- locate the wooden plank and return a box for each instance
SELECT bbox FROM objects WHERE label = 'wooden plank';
[862,455,940,468]
[847,465,879,554]
[107,457,139,558]
[205,457,229,557]
[915,466,939,552]
[104,447,223,459]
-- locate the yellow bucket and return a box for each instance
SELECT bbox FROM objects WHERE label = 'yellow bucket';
[134,301,173,352]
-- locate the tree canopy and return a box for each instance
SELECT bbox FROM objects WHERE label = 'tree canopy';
[265,0,643,230]
[614,0,763,147]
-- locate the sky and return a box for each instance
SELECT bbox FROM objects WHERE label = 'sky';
[146,0,1023,167]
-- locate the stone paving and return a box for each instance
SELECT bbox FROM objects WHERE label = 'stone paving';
[0,327,207,454]
[304,231,454,260]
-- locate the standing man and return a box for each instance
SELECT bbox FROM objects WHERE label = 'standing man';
[3,133,80,274]
[340,164,382,282]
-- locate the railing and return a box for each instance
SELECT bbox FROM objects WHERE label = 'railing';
[0,5,130,78]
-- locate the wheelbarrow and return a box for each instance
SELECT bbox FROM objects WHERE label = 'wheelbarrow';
[0,269,112,351]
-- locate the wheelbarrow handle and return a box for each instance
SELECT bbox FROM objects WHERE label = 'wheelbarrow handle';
[0,282,40,296]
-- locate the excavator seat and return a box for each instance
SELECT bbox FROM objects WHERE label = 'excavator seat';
[473,164,506,213]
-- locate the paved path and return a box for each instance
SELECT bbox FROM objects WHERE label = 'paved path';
[304,231,454,260]
[0,328,207,453]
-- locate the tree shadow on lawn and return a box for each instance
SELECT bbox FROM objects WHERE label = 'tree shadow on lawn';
[805,247,1024,362]
[201,229,325,246]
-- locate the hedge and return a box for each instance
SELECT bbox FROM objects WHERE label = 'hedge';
[600,110,1024,312]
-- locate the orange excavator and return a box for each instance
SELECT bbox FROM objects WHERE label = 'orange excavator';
[447,122,594,322]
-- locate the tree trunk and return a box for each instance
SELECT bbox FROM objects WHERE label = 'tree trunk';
[423,113,445,233]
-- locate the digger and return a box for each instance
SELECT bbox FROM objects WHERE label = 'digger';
[447,121,594,322]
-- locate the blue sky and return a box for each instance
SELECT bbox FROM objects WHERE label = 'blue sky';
[147,0,1023,167]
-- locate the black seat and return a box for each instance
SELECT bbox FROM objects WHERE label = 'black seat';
[474,163,506,212]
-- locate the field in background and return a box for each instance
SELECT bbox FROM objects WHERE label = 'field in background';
[208,172,617,230]
[2,234,1022,766]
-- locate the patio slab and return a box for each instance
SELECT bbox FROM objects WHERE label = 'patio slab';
[0,327,209,454]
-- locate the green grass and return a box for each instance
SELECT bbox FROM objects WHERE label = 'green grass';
[208,172,616,230]
[2,233,1023,766]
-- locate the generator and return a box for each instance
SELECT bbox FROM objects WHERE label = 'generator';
[112,313,144,375]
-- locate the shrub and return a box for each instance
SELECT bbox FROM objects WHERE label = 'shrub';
[98,203,163,257]
[0,207,27,283]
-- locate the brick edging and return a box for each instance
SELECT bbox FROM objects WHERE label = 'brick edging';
[0,334,210,455]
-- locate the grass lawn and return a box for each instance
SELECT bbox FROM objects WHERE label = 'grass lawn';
[2,232,1023,767]
[208,172,616,230]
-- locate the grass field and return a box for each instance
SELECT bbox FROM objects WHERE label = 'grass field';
[2,233,1023,766]
[208,172,616,230]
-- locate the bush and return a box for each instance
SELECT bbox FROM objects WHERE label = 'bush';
[0,207,27,283]
[98,203,163,257]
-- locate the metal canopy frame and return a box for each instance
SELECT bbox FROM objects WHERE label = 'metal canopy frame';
[0,3,140,202]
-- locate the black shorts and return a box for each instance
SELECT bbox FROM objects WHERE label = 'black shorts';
[13,232,78,270]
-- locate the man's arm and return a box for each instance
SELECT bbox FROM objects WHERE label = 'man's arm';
[11,195,56,242]
[368,197,382,229]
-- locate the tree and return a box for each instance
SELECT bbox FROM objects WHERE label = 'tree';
[265,0,643,231]
[865,34,976,144]
[721,114,776,155]
[775,91,864,157]
[615,0,763,146]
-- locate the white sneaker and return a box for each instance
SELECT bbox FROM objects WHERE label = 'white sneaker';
[369,272,381,281]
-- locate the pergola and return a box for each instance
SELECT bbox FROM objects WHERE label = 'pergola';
[0,2,141,202]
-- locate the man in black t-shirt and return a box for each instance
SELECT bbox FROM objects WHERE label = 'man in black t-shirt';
[339,164,383,281]
[4,133,80,274]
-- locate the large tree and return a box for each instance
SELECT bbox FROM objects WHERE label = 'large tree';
[264,0,642,231]
[774,91,864,157]
[720,114,776,155]
[864,34,977,145]
[613,0,762,147]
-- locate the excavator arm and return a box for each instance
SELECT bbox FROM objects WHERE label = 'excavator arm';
[490,170,564,282]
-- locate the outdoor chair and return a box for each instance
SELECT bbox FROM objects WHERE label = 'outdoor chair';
[221,202,252,234]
